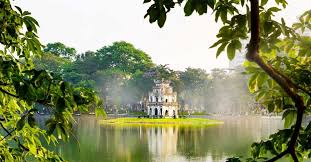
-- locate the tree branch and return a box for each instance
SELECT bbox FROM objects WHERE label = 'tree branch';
[266,150,289,162]
[0,122,15,140]
[290,150,299,162]
[247,0,307,161]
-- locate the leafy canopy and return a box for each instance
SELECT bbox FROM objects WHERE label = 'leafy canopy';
[44,42,77,58]
[95,41,154,73]
[0,0,105,161]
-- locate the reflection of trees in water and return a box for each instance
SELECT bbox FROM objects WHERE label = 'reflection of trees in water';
[55,116,152,162]
[144,117,282,161]
[50,116,282,162]
[97,125,152,162]
[176,124,253,160]
[176,117,282,161]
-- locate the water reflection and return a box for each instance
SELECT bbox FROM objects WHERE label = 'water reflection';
[147,127,178,160]
[56,116,282,162]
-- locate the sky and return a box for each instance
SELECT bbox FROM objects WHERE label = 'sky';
[16,0,310,71]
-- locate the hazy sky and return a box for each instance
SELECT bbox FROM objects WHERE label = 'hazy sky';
[17,0,310,71]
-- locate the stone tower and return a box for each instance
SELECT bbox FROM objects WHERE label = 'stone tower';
[147,79,178,118]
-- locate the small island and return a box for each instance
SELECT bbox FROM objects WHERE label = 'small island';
[100,118,223,127]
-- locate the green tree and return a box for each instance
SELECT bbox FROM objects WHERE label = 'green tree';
[33,52,70,75]
[180,68,208,91]
[69,51,99,75]
[62,51,97,87]
[44,42,77,58]
[143,0,310,161]
[150,64,182,93]
[42,41,158,114]
[179,68,209,111]
[35,43,97,92]
[95,41,154,73]
[0,1,104,161]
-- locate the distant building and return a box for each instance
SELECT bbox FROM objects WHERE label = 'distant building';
[147,79,179,118]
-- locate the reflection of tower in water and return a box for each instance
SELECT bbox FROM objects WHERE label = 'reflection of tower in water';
[147,127,178,158]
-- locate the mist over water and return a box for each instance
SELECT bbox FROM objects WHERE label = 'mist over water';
[94,66,257,115]
[205,69,256,114]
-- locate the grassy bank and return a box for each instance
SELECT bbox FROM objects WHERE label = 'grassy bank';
[100,118,223,127]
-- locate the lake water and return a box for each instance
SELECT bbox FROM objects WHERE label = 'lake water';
[55,115,283,162]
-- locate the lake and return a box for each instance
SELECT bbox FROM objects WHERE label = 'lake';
[54,115,283,162]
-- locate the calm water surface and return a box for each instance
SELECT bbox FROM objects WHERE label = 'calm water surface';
[55,115,283,162]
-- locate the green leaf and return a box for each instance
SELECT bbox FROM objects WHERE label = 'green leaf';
[22,11,31,16]
[157,10,167,28]
[28,142,37,154]
[16,116,26,131]
[256,72,268,87]
[267,7,281,13]
[207,0,215,8]
[184,0,194,16]
[15,6,23,14]
[215,10,221,22]
[220,11,228,23]
[227,42,236,60]
[283,109,297,128]
[27,114,36,128]
[216,43,228,58]
[256,91,266,101]
[210,39,227,48]
[143,0,151,3]
[58,124,68,141]
[148,7,160,23]
[248,73,259,92]
[261,0,268,6]
[264,21,273,34]
[195,2,207,15]
[24,16,39,26]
